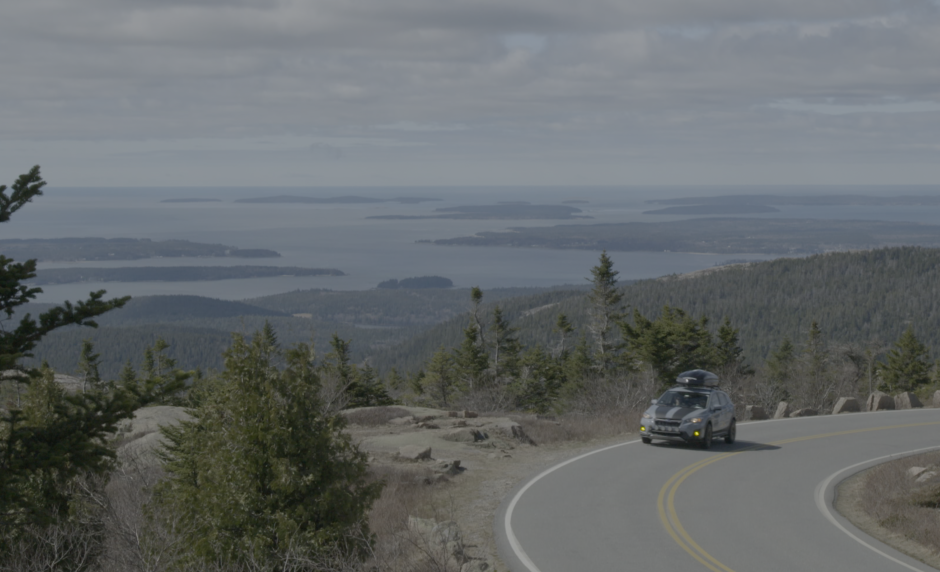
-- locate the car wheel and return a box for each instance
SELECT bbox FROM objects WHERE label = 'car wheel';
[700,424,712,449]
[641,437,652,444]
[724,419,736,444]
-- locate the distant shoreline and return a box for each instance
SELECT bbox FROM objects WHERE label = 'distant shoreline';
[30,266,344,284]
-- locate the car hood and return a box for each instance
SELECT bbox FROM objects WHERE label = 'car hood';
[648,405,705,420]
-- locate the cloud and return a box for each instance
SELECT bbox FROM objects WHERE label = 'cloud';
[2,0,940,184]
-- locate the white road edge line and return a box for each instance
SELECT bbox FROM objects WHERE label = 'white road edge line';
[815,445,940,572]
[503,439,639,572]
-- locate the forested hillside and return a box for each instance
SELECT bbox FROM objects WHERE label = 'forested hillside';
[26,289,566,377]
[367,247,940,373]
[27,247,940,381]
[244,286,576,326]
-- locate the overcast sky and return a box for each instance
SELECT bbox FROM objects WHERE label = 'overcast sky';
[3,0,940,187]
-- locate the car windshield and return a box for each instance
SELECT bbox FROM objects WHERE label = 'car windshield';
[657,391,707,410]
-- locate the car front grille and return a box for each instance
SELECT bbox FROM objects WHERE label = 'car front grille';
[655,419,681,427]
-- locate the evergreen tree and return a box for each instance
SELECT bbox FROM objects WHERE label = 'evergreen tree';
[880,326,931,392]
[349,364,394,407]
[716,317,753,375]
[620,306,718,386]
[422,347,461,407]
[155,329,382,567]
[767,338,795,383]
[321,331,360,408]
[513,346,563,413]
[135,338,191,405]
[76,339,102,394]
[0,166,135,542]
[562,335,593,387]
[587,251,624,365]
[553,313,575,358]
[492,306,522,383]
[470,286,487,349]
[454,324,488,392]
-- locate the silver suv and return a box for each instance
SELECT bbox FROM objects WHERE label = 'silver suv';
[639,369,736,449]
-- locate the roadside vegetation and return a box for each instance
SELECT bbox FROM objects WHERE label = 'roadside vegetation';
[845,451,940,568]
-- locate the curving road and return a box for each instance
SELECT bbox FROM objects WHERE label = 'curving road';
[496,408,940,572]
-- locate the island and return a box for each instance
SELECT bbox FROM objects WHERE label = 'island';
[643,205,780,215]
[369,204,590,220]
[646,194,940,207]
[377,276,454,289]
[0,238,281,262]
[235,195,440,204]
[161,198,222,203]
[432,218,940,255]
[30,266,345,285]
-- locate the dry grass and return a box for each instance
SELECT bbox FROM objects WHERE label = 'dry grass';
[859,451,940,555]
[511,410,638,446]
[365,464,469,572]
[344,407,413,427]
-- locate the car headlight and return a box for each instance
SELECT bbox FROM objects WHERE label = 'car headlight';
[642,413,651,419]
[688,417,703,424]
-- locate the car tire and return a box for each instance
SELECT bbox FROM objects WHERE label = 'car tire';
[700,424,712,449]
[641,437,652,444]
[724,419,736,444]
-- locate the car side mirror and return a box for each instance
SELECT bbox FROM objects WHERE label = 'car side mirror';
[650,399,658,405]
[711,405,721,412]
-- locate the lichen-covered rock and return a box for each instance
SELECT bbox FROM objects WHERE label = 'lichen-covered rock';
[832,397,860,414]
[907,466,928,479]
[744,405,768,421]
[442,428,487,443]
[773,402,790,419]
[894,392,923,410]
[399,445,432,460]
[867,392,895,411]
[490,420,534,444]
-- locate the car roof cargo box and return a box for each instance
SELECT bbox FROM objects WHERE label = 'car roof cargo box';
[675,369,719,387]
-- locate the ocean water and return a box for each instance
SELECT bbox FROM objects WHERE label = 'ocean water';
[8,185,939,303]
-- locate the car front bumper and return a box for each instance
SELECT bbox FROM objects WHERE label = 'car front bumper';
[639,421,705,443]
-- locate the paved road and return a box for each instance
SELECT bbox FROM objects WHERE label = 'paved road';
[496,408,940,572]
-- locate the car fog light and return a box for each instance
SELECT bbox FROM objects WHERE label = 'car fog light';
[693,430,700,437]
[640,426,646,432]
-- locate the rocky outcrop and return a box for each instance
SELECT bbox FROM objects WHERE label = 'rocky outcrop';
[773,402,790,419]
[743,405,768,421]
[490,420,534,444]
[894,392,923,410]
[933,390,940,408]
[907,466,928,479]
[789,408,817,418]
[399,445,432,460]
[434,460,464,476]
[442,428,487,443]
[867,392,895,412]
[832,397,860,415]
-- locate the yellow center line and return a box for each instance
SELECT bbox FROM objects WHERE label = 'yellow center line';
[656,421,940,571]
